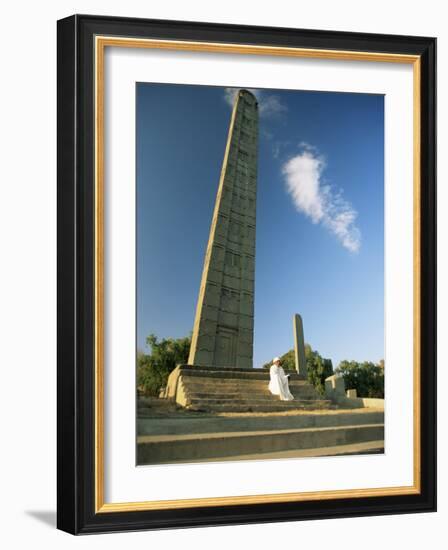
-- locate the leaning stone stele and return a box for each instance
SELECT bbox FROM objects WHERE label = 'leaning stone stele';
[188,89,258,368]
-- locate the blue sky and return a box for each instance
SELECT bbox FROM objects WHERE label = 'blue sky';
[136,83,384,368]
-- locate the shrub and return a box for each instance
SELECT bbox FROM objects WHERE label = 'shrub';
[335,360,384,398]
[137,334,191,396]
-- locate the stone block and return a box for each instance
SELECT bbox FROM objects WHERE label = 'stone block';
[241,279,253,291]
[193,349,214,365]
[203,285,220,307]
[239,314,253,329]
[200,305,219,322]
[198,318,217,336]
[195,334,215,351]
[218,310,238,327]
[223,274,240,290]
[207,268,223,284]
[239,329,253,345]
[325,374,346,399]
[236,356,252,368]
[237,341,253,358]
[240,299,253,316]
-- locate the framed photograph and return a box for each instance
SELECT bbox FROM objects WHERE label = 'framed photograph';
[57,14,436,534]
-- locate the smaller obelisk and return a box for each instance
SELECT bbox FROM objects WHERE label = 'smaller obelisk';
[293,314,308,376]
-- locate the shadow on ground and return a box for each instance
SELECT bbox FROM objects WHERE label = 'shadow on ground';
[25,510,56,528]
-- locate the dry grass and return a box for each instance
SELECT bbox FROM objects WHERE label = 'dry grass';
[138,396,382,419]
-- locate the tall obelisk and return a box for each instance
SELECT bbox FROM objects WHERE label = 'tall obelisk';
[188,89,258,368]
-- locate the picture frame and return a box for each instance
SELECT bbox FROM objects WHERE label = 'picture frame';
[57,14,436,534]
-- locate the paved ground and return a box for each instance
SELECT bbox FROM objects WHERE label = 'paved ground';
[142,440,385,464]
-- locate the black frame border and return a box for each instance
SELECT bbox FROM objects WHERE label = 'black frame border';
[57,14,436,535]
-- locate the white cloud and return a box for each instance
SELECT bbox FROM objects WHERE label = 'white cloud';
[282,144,361,253]
[258,95,288,117]
[223,88,287,118]
[223,87,240,107]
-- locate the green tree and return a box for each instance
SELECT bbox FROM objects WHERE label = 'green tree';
[137,334,191,396]
[262,349,296,371]
[305,345,334,395]
[263,345,333,395]
[335,360,384,398]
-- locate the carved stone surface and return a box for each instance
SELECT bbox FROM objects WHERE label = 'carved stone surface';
[188,90,258,368]
[293,314,308,376]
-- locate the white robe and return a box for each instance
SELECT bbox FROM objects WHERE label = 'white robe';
[268,364,294,401]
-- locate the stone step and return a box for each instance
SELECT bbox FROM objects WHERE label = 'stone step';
[186,395,323,405]
[137,423,384,464]
[137,410,385,435]
[182,381,319,393]
[186,399,333,413]
[167,364,325,413]
[137,407,154,418]
[187,396,321,403]
[183,381,318,389]
[179,364,291,374]
[185,390,319,400]
[182,382,316,391]
[166,441,386,463]
[179,366,305,381]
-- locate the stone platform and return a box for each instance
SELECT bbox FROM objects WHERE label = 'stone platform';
[164,364,332,413]
[137,405,384,464]
[137,366,385,465]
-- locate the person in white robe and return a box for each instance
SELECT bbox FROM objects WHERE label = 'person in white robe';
[268,357,294,401]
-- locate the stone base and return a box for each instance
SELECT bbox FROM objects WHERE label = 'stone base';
[137,407,384,464]
[164,364,332,413]
[161,441,385,463]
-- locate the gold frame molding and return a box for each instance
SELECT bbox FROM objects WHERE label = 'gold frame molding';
[94,36,421,514]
